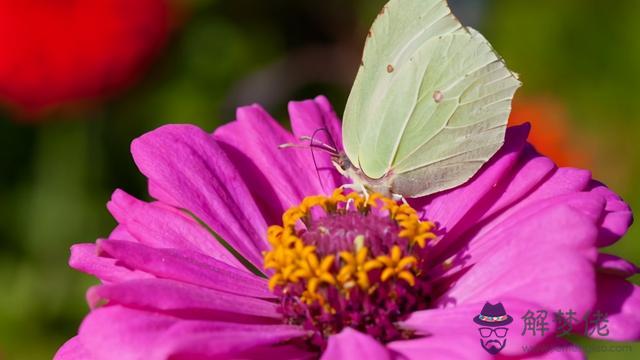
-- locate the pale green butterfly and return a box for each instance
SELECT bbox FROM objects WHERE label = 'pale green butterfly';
[331,0,521,199]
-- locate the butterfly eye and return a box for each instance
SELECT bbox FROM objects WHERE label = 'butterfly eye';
[342,159,352,171]
[335,154,352,171]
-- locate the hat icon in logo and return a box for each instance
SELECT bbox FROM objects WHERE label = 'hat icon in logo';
[474,302,513,327]
[473,302,512,354]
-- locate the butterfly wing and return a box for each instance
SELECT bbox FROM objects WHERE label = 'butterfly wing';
[342,0,521,197]
[389,28,521,197]
[343,0,462,179]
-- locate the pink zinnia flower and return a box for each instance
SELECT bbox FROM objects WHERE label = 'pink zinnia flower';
[56,96,638,359]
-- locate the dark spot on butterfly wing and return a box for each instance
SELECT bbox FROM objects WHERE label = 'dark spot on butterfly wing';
[433,90,444,103]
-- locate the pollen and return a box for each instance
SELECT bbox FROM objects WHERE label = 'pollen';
[263,189,438,347]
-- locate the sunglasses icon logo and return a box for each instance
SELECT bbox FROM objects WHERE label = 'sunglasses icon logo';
[473,302,513,354]
[479,327,509,338]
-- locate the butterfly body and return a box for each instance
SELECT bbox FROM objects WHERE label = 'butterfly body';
[332,152,396,197]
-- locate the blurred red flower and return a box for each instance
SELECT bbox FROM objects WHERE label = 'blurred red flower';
[509,95,590,168]
[0,0,171,117]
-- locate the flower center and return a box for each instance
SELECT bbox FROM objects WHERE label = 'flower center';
[263,189,437,349]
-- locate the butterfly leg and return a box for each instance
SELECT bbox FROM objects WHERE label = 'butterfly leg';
[391,192,409,205]
[339,183,371,202]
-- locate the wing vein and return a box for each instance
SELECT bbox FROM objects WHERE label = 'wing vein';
[398,124,505,172]
[390,3,456,66]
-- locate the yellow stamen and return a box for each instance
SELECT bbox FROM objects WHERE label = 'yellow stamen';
[397,271,416,286]
[337,247,383,290]
[376,245,418,285]
[263,189,436,304]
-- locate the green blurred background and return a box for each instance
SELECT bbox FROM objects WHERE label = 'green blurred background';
[0,0,638,358]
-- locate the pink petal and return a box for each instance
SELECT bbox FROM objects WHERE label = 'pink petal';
[107,189,241,268]
[231,345,316,360]
[54,336,89,360]
[596,253,638,278]
[400,299,556,356]
[474,192,606,245]
[78,306,305,360]
[430,199,599,280]
[108,224,137,243]
[288,96,346,191]
[589,275,640,341]
[214,104,329,225]
[480,166,631,248]
[389,335,491,360]
[148,179,179,206]
[414,124,530,259]
[69,243,151,283]
[429,151,596,266]
[321,328,392,360]
[468,158,631,249]
[436,205,598,319]
[97,239,273,298]
[492,166,592,221]
[87,278,280,322]
[587,181,633,247]
[517,166,592,201]
[170,336,311,360]
[437,193,605,274]
[131,124,269,269]
[473,145,556,224]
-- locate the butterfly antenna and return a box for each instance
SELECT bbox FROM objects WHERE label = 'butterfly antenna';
[307,110,339,150]
[278,140,336,154]
[319,126,339,153]
[299,137,338,154]
[279,127,340,193]
[310,128,326,192]
[278,143,307,149]
[300,127,339,154]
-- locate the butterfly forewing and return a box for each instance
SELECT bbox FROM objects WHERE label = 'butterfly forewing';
[342,0,463,179]
[341,0,521,198]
